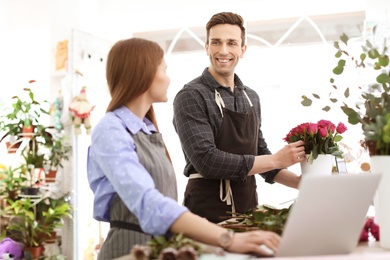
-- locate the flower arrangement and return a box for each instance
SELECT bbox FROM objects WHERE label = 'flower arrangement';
[283,119,347,164]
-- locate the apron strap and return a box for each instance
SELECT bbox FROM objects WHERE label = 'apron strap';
[242,90,253,107]
[215,90,225,117]
[215,89,253,117]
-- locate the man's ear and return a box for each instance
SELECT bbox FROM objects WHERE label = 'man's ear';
[205,43,209,55]
[240,45,247,58]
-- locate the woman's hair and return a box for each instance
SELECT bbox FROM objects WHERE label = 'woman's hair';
[206,12,246,46]
[105,37,164,129]
[105,37,171,162]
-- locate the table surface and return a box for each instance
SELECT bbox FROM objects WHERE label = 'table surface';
[199,240,390,259]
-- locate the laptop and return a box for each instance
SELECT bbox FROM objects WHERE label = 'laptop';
[275,172,382,257]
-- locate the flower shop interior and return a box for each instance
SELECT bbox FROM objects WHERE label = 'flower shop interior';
[0,0,389,259]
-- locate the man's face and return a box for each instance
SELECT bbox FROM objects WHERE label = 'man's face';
[206,24,246,78]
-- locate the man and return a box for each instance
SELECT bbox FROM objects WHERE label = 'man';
[172,12,305,224]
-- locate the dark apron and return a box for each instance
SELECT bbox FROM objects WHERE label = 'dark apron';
[184,89,259,223]
[98,130,177,260]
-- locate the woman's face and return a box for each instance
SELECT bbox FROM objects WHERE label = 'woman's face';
[147,58,170,103]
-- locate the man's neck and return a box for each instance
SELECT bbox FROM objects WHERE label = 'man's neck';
[208,68,235,92]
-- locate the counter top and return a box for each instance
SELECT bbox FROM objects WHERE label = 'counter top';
[200,241,390,259]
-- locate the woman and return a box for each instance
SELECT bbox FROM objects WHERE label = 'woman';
[87,37,281,259]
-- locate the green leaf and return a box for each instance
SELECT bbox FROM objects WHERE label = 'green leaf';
[360,53,366,61]
[340,33,349,45]
[333,66,344,75]
[335,51,342,58]
[377,73,389,84]
[312,93,320,99]
[344,88,350,98]
[330,98,338,103]
[322,106,331,112]
[301,96,312,106]
[379,55,389,66]
[338,59,346,66]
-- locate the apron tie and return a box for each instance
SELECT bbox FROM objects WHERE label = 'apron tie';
[219,179,236,216]
[189,173,236,215]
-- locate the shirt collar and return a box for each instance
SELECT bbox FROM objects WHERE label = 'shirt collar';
[201,67,245,91]
[113,106,157,135]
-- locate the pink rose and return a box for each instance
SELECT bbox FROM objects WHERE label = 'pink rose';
[307,123,318,136]
[318,126,328,138]
[318,119,336,133]
[336,122,347,134]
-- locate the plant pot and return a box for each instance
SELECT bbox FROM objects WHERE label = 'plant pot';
[21,187,40,196]
[300,154,335,177]
[22,125,35,138]
[5,141,21,153]
[370,155,390,250]
[40,230,57,244]
[45,169,57,183]
[24,245,44,260]
[366,140,380,156]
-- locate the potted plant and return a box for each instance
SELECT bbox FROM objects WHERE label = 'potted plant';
[36,194,73,243]
[20,150,44,196]
[283,119,347,164]
[4,197,47,259]
[0,82,50,153]
[44,135,71,182]
[0,122,23,153]
[0,165,27,202]
[283,119,347,176]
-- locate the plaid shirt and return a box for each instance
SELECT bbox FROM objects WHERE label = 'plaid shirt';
[173,68,280,183]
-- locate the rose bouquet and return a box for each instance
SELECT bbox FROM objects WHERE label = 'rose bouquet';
[283,119,347,164]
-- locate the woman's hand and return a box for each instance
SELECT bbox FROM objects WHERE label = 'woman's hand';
[228,230,281,256]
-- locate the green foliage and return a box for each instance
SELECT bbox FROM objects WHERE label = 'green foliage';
[4,195,72,248]
[147,233,202,259]
[221,204,291,235]
[5,197,47,247]
[301,29,390,155]
[0,165,27,201]
[47,136,71,168]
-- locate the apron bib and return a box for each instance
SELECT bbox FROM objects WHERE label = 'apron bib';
[184,89,259,223]
[98,131,177,260]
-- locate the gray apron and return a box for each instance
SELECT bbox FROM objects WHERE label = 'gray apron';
[184,89,259,224]
[97,131,177,260]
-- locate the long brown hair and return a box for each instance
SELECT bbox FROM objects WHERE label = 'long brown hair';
[206,12,246,46]
[105,38,171,161]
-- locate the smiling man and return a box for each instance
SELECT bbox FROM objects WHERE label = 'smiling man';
[172,12,304,224]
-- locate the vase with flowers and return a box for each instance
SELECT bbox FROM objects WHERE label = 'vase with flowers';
[284,120,347,176]
[300,29,390,249]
